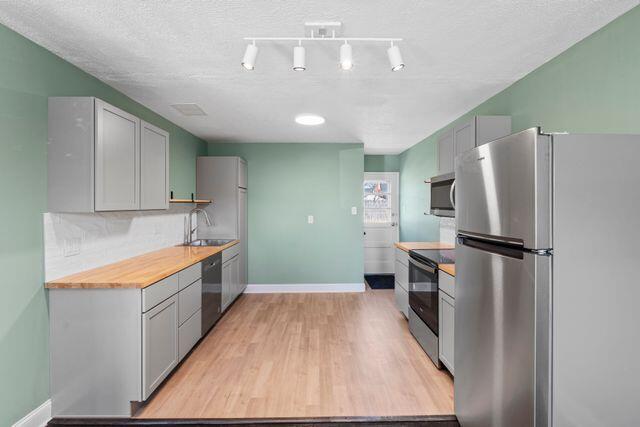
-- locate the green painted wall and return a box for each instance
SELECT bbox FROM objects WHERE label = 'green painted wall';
[399,5,640,241]
[208,143,364,285]
[0,24,206,425]
[364,155,400,172]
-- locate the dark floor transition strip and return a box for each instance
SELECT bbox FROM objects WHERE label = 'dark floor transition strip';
[48,415,460,427]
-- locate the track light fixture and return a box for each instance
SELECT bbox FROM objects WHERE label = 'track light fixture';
[293,42,306,71]
[339,41,353,70]
[242,21,404,72]
[241,41,258,70]
[387,42,405,72]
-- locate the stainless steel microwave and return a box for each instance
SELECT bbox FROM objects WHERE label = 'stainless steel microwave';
[429,172,455,217]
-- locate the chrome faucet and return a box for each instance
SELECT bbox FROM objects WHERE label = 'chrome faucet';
[186,207,212,244]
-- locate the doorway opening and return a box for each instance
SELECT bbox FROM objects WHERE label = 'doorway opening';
[363,172,399,289]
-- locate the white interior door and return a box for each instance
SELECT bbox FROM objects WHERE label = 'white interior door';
[363,172,399,274]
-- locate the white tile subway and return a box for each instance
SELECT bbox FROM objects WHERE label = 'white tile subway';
[43,205,192,281]
[440,217,456,245]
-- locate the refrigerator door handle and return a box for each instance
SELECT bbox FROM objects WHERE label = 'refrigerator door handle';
[449,180,456,209]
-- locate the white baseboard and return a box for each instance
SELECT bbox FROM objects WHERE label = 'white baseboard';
[245,283,365,293]
[12,399,51,427]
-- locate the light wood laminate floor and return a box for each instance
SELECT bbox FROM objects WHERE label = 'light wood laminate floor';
[137,289,454,419]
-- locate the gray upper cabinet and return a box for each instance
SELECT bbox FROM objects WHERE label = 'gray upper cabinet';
[437,129,455,175]
[437,116,511,175]
[453,119,476,158]
[238,158,247,189]
[48,97,169,212]
[95,99,140,211]
[140,121,170,210]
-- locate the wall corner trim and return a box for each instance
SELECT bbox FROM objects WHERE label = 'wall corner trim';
[12,399,51,427]
[245,283,365,293]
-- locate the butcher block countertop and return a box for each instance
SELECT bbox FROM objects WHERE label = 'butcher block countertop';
[439,264,455,277]
[45,240,239,289]
[394,241,454,252]
[395,241,456,277]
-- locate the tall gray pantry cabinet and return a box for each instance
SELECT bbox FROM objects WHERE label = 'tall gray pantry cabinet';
[48,97,170,212]
[196,156,248,297]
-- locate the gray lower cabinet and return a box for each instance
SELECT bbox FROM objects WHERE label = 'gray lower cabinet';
[238,187,248,291]
[49,262,203,417]
[142,295,179,400]
[438,290,455,375]
[221,245,243,312]
[48,97,169,212]
[394,248,409,318]
[178,309,202,361]
[221,258,232,311]
[438,272,455,375]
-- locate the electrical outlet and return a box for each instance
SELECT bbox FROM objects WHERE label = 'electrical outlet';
[307,215,314,224]
[351,206,357,215]
[63,237,81,257]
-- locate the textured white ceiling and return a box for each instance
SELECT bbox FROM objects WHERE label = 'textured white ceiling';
[0,1,637,154]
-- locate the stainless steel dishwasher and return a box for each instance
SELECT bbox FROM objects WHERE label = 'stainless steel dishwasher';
[201,253,222,335]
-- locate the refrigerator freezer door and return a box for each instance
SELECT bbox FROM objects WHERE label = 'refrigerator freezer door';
[455,128,552,250]
[455,240,551,427]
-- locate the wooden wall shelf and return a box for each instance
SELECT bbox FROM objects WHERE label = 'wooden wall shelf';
[169,198,211,204]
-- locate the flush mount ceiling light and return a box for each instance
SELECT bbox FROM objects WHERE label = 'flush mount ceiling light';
[295,114,325,126]
[242,22,404,72]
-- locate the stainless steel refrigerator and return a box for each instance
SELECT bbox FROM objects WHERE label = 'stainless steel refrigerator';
[454,128,640,427]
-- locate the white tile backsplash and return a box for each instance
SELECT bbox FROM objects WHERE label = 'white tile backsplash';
[440,217,456,245]
[44,205,193,281]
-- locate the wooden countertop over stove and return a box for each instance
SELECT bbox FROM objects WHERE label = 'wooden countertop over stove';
[395,241,456,276]
[45,240,239,289]
[439,264,456,277]
[394,241,455,252]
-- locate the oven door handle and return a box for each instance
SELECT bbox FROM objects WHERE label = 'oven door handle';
[408,257,436,274]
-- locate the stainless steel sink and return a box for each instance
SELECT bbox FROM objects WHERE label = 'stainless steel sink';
[184,239,234,247]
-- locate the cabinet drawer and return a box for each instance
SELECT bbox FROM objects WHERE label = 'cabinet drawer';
[179,262,201,290]
[395,248,409,266]
[142,274,179,312]
[395,260,409,291]
[222,243,240,263]
[178,309,201,361]
[439,290,455,375]
[439,271,455,298]
[179,279,202,326]
[395,284,408,318]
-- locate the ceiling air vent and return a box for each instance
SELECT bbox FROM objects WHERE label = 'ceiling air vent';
[170,103,207,116]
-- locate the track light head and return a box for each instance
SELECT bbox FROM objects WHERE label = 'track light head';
[339,42,353,70]
[387,44,404,72]
[293,45,306,71]
[241,42,258,70]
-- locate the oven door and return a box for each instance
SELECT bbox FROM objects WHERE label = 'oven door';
[408,256,439,335]
[430,173,455,217]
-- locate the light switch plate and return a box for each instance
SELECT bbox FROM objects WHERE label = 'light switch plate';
[308,215,314,224]
[351,206,357,215]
